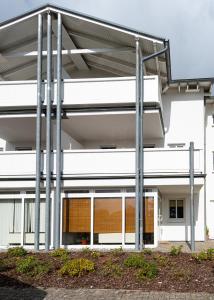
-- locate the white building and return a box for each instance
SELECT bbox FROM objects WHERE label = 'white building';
[0,4,212,250]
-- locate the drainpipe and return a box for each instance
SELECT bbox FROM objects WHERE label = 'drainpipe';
[55,13,62,250]
[135,41,168,251]
[35,13,43,251]
[45,11,52,251]
[190,142,195,251]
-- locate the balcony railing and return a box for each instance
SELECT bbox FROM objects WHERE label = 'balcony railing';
[0,76,162,108]
[0,148,202,178]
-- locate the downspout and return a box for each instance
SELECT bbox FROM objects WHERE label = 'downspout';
[35,13,43,251]
[204,98,207,240]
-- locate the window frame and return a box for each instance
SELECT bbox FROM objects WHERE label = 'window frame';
[168,199,185,222]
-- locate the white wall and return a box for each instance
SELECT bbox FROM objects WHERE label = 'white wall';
[160,188,205,242]
[162,90,204,149]
[205,103,214,239]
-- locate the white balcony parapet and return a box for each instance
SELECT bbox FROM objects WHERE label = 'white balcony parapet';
[0,76,161,108]
[0,148,202,178]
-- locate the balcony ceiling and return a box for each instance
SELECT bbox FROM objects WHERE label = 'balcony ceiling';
[0,5,168,85]
[0,112,163,145]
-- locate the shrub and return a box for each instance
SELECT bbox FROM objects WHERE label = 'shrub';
[143,249,152,255]
[0,259,7,272]
[59,258,94,277]
[91,250,101,259]
[81,247,91,255]
[50,248,69,261]
[192,249,214,262]
[124,254,145,268]
[170,245,183,256]
[7,247,27,257]
[16,256,50,276]
[111,247,124,257]
[207,248,214,260]
[102,259,123,277]
[153,254,169,267]
[171,269,192,282]
[136,262,158,280]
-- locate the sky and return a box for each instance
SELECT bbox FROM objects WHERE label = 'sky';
[0,0,214,80]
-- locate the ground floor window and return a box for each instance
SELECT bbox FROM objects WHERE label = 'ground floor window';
[62,190,157,247]
[0,199,21,246]
[169,199,184,220]
[62,198,91,245]
[94,197,122,245]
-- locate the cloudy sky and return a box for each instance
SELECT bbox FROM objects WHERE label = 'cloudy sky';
[1,0,213,80]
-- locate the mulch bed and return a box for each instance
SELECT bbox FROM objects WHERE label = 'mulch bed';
[0,250,214,293]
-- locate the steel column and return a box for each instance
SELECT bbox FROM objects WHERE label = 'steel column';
[55,13,62,249]
[135,38,141,250]
[45,11,52,251]
[139,54,144,251]
[190,142,195,251]
[35,13,43,251]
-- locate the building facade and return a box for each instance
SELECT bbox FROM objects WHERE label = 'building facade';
[0,5,213,250]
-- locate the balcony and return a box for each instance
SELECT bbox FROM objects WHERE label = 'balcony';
[0,148,203,179]
[0,76,161,108]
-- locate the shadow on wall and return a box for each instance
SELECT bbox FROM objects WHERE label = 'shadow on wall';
[0,274,47,300]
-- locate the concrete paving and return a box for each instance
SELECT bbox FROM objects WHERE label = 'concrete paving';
[156,240,214,253]
[0,288,214,300]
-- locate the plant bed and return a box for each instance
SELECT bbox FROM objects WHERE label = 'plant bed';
[0,248,214,292]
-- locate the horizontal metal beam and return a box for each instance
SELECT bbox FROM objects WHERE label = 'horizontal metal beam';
[3,47,133,58]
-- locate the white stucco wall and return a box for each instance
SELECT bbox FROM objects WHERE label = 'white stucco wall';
[162,90,204,149]
[205,103,214,239]
[160,188,205,242]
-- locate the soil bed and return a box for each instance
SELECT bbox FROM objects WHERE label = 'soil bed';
[0,250,214,293]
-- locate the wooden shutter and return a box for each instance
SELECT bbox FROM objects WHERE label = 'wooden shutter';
[125,197,135,233]
[94,198,122,233]
[63,198,90,233]
[144,197,154,233]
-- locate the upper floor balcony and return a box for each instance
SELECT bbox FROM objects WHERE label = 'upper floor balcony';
[0,76,161,108]
[0,148,203,179]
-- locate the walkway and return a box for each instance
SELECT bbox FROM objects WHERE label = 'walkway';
[1,288,214,300]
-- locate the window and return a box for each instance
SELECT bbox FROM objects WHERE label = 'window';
[169,199,184,220]
[168,143,185,148]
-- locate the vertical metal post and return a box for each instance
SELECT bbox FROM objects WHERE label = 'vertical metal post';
[190,142,195,251]
[45,11,52,251]
[139,53,144,251]
[55,13,62,249]
[35,13,43,251]
[135,37,140,250]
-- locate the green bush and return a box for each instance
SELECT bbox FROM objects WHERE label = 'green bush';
[90,250,101,259]
[0,259,7,272]
[50,248,69,261]
[207,248,214,260]
[192,249,214,262]
[81,247,91,255]
[16,256,50,276]
[124,254,145,268]
[153,254,169,267]
[170,245,183,256]
[59,258,94,277]
[143,249,152,255]
[102,259,123,277]
[111,247,124,257]
[7,247,27,257]
[136,262,158,280]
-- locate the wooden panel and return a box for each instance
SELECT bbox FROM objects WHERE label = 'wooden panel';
[94,198,122,233]
[63,198,90,233]
[144,197,154,233]
[125,197,135,233]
